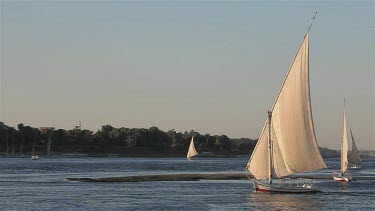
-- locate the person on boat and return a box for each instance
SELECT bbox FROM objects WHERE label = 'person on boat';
[302,182,306,188]
[280,178,285,187]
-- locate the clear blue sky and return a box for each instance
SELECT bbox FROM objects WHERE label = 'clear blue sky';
[1,1,374,150]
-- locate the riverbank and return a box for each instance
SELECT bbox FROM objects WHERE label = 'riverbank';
[0,152,249,158]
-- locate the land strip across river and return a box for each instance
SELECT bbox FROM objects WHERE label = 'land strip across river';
[66,173,375,183]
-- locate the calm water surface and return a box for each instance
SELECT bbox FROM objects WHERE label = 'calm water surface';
[0,157,374,210]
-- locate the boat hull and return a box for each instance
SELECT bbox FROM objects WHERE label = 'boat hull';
[254,181,319,193]
[333,176,351,182]
[348,165,361,170]
[31,155,39,160]
[333,172,352,182]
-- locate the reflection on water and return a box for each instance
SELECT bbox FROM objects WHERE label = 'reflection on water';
[248,192,322,210]
[338,181,351,192]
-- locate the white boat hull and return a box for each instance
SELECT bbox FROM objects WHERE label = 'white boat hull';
[348,165,361,170]
[333,176,351,182]
[333,172,352,182]
[253,181,320,193]
[31,155,39,160]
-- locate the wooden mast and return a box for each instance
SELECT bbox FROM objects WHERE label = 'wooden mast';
[268,110,272,184]
[341,99,346,174]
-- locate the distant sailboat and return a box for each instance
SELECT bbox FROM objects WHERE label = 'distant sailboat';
[12,132,15,156]
[187,136,198,159]
[31,131,39,160]
[348,129,361,170]
[46,129,53,156]
[333,103,352,182]
[246,13,327,193]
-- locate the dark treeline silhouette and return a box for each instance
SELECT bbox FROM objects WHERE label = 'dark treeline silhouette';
[0,122,257,156]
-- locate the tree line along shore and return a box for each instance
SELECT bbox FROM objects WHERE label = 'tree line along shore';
[0,122,340,157]
[0,122,258,157]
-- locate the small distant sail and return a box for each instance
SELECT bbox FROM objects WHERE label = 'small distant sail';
[187,136,199,159]
[348,129,361,166]
[341,108,349,173]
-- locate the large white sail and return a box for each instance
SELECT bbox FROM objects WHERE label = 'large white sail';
[187,136,198,158]
[246,33,327,180]
[341,108,349,173]
[348,129,361,166]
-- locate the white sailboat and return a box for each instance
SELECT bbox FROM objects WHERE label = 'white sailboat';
[348,129,361,170]
[187,136,198,159]
[245,13,327,193]
[333,103,352,182]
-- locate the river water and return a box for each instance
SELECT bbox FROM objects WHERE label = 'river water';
[0,156,374,210]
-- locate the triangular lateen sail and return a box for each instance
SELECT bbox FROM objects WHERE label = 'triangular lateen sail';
[246,33,327,180]
[187,136,199,158]
[341,107,349,173]
[348,129,361,166]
